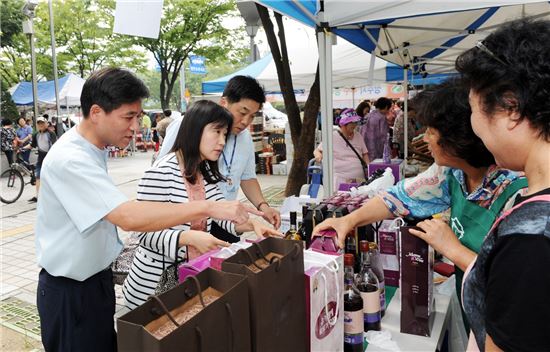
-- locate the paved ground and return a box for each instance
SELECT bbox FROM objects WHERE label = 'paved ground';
[0,150,288,351]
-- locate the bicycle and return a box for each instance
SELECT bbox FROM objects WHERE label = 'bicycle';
[0,153,36,204]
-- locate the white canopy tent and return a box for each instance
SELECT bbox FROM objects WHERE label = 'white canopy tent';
[254,0,550,194]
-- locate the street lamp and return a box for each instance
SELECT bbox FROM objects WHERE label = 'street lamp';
[22,0,40,130]
[236,1,262,63]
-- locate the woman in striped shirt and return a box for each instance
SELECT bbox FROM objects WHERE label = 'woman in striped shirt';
[123,100,281,309]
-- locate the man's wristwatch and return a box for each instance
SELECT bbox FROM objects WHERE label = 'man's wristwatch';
[256,201,269,211]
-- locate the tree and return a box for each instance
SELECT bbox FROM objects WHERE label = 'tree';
[33,0,147,78]
[1,84,19,120]
[138,59,248,110]
[130,0,246,110]
[0,0,25,48]
[0,0,147,88]
[256,5,321,196]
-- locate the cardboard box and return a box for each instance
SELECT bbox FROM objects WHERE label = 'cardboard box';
[368,159,404,183]
[377,220,400,287]
[272,163,287,175]
[399,226,435,337]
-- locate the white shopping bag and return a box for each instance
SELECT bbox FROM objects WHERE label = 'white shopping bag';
[304,249,344,352]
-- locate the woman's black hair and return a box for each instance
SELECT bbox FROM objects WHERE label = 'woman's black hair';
[355,100,371,117]
[456,19,550,141]
[374,97,392,110]
[412,78,495,168]
[1,118,13,126]
[171,100,233,184]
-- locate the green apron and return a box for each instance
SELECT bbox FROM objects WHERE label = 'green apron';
[448,173,527,330]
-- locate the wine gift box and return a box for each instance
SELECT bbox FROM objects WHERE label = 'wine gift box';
[399,226,435,337]
[376,220,400,287]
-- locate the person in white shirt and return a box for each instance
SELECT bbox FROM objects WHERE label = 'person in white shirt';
[158,76,281,241]
[123,100,281,309]
[35,68,261,352]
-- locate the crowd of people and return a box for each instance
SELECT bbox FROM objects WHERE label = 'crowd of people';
[0,17,544,352]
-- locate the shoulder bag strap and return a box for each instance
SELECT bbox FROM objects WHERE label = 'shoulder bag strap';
[336,130,368,168]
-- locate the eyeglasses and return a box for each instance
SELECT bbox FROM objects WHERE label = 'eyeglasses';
[475,41,509,67]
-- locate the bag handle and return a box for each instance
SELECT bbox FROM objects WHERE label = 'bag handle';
[148,275,205,329]
[148,295,180,328]
[195,326,203,352]
[236,248,265,270]
[225,303,235,352]
[183,275,205,308]
[320,271,339,326]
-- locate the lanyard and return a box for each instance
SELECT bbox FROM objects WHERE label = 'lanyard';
[222,135,237,176]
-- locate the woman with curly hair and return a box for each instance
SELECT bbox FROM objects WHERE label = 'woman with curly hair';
[451,19,550,351]
[314,79,527,326]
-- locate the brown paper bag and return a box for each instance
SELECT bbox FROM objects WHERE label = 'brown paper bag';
[222,237,307,352]
[117,268,251,351]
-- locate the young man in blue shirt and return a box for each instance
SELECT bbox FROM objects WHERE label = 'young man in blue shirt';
[35,68,261,351]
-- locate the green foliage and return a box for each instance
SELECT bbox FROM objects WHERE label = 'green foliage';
[1,83,19,120]
[131,0,247,109]
[0,0,147,89]
[0,0,25,48]
[138,59,248,109]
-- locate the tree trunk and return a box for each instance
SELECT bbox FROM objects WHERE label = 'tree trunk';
[160,69,169,110]
[256,4,322,196]
[285,67,320,196]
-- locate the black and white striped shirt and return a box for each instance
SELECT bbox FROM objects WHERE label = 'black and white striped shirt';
[122,153,236,309]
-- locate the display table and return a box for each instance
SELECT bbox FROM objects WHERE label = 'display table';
[365,287,452,351]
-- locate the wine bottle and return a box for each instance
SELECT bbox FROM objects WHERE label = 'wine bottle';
[356,241,381,332]
[368,242,386,317]
[284,211,302,241]
[344,254,363,352]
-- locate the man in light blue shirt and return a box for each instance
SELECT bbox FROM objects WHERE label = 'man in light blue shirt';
[158,76,281,235]
[35,68,260,352]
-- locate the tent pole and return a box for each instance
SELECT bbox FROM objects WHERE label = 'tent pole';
[404,67,409,161]
[48,0,62,136]
[318,24,334,195]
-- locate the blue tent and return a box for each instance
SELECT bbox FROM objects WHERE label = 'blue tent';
[202,54,273,94]
[11,74,85,106]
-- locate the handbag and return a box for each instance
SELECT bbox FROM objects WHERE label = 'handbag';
[111,234,140,285]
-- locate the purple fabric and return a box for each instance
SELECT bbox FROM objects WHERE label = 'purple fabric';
[338,109,361,126]
[360,110,389,160]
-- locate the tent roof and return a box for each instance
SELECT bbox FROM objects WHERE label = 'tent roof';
[11,74,85,106]
[203,37,449,94]
[255,1,549,75]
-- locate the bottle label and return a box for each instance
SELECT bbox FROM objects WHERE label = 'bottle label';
[360,291,381,313]
[344,333,364,345]
[344,310,363,334]
[364,311,381,323]
[379,281,386,309]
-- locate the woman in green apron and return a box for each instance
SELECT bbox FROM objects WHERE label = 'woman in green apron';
[312,78,527,328]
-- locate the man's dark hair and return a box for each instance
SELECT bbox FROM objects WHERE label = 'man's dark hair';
[1,118,13,126]
[456,19,550,141]
[355,100,371,117]
[222,75,266,106]
[163,109,172,117]
[171,100,233,184]
[412,78,495,168]
[374,97,392,110]
[42,114,49,120]
[80,67,149,118]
